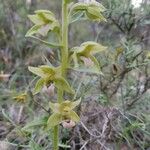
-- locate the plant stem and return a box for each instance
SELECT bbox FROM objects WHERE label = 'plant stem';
[61,0,68,77]
[53,126,59,150]
[53,1,69,150]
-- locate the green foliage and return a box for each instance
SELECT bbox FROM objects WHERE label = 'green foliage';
[1,0,150,150]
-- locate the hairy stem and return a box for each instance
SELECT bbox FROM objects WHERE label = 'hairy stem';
[61,0,68,77]
[53,126,59,150]
[53,1,69,150]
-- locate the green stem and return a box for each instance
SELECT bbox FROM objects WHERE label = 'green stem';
[53,1,69,150]
[61,0,69,77]
[53,126,59,150]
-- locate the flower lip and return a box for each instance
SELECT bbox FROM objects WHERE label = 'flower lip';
[61,120,76,128]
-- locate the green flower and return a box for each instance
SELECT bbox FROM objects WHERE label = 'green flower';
[71,41,107,73]
[47,99,81,128]
[70,1,106,22]
[28,65,74,95]
[26,10,60,37]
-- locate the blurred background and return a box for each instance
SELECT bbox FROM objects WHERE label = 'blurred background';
[0,0,150,149]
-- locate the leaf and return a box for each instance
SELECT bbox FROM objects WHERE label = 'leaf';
[28,66,46,78]
[35,10,55,21]
[47,113,62,128]
[29,140,44,150]
[25,25,41,37]
[22,116,48,131]
[59,143,71,148]
[54,77,75,94]
[34,78,45,95]
[26,35,62,48]
[70,110,80,122]
[28,15,45,25]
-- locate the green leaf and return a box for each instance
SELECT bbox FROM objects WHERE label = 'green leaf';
[28,15,45,25]
[28,66,46,78]
[35,10,55,21]
[25,25,41,37]
[70,110,80,122]
[47,113,62,128]
[29,140,44,150]
[54,77,75,94]
[34,78,45,95]
[22,116,48,131]
[25,35,62,48]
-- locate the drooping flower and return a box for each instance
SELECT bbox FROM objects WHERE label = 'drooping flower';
[47,99,81,128]
[28,65,74,95]
[70,0,106,22]
[26,10,60,37]
[71,41,107,73]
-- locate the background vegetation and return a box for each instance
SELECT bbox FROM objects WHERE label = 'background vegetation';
[0,0,150,149]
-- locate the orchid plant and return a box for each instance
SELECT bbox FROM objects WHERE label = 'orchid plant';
[24,0,107,149]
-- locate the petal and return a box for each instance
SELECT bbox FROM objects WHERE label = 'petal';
[70,98,81,110]
[28,66,46,78]
[70,111,80,122]
[34,78,45,95]
[47,113,62,128]
[39,65,56,75]
[49,102,60,113]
